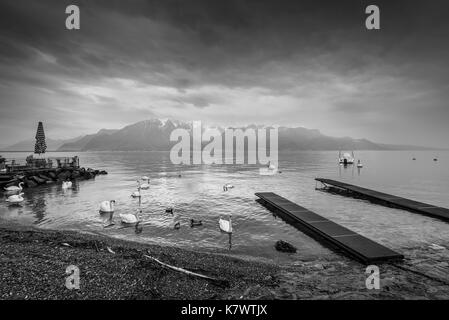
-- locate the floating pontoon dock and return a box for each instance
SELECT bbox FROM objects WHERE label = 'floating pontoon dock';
[255,192,403,264]
[315,178,449,222]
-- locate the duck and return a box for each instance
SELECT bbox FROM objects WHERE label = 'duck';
[62,180,72,189]
[4,182,24,192]
[190,219,203,227]
[120,209,140,224]
[174,221,181,230]
[99,200,115,213]
[165,207,174,214]
[219,214,232,233]
[6,193,24,204]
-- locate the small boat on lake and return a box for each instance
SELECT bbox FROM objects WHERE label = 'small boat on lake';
[339,151,355,165]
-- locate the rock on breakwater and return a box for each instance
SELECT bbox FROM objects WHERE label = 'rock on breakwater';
[3,168,108,189]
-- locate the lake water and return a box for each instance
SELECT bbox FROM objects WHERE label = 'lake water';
[1,150,449,264]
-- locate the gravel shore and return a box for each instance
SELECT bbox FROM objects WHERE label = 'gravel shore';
[1,224,449,300]
[0,225,278,300]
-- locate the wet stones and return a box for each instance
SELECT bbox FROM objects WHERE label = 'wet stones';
[31,176,46,184]
[25,179,38,188]
[6,167,108,189]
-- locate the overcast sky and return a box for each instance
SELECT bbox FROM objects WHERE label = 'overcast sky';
[0,0,448,147]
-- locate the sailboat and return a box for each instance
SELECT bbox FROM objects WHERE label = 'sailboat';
[339,151,355,165]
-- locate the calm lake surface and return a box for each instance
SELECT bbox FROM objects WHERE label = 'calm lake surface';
[1,150,449,264]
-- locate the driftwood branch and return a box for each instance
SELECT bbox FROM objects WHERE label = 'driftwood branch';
[143,252,229,288]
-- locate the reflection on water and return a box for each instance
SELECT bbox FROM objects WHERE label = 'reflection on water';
[1,150,449,264]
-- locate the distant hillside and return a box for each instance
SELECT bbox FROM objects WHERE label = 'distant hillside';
[3,119,434,152]
[57,129,118,151]
[49,119,434,152]
[77,120,188,151]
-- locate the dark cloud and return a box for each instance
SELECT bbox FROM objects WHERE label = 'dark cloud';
[0,0,448,147]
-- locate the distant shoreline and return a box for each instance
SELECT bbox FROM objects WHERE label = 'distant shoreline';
[1,148,447,153]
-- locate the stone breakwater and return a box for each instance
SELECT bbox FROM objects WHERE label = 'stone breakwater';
[4,167,108,189]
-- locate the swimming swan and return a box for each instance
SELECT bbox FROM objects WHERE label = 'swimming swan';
[62,181,72,189]
[131,187,141,198]
[140,178,150,190]
[6,193,24,204]
[120,209,140,224]
[4,182,24,192]
[219,214,232,233]
[223,184,234,191]
[99,200,115,213]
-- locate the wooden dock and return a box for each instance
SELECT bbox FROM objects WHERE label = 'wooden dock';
[255,192,403,264]
[315,178,449,222]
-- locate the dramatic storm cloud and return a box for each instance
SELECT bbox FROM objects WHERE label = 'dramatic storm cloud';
[0,0,448,147]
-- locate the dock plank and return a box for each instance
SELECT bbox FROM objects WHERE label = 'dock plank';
[255,192,403,264]
[316,178,449,222]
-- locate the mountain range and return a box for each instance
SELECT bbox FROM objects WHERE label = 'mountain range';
[0,119,435,152]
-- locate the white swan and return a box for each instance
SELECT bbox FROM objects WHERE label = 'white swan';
[120,209,139,224]
[62,181,73,189]
[6,193,24,204]
[223,184,234,191]
[140,179,150,190]
[219,214,232,233]
[99,200,115,213]
[4,182,24,192]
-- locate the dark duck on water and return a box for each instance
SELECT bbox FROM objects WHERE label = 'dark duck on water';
[190,219,203,227]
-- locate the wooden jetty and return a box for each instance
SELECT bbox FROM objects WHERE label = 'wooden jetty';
[315,178,449,222]
[255,192,403,264]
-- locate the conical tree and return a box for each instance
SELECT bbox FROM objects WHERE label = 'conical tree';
[34,121,47,156]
